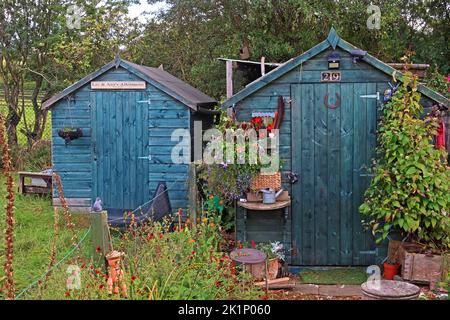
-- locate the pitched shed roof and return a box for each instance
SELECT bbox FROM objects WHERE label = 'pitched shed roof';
[42,58,216,110]
[223,27,449,108]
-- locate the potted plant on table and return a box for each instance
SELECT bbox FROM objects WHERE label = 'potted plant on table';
[359,71,450,282]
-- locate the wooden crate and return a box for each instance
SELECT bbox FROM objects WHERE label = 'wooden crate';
[398,243,448,284]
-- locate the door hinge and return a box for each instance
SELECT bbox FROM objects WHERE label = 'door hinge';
[360,92,380,101]
[359,248,379,256]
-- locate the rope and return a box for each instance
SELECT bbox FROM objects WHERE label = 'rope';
[15,227,92,300]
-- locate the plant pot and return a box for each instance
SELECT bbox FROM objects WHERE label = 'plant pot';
[245,258,280,281]
[57,128,83,145]
[383,262,401,280]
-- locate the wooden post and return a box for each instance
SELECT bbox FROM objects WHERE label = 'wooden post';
[188,163,198,225]
[226,60,233,99]
[90,210,111,268]
[261,56,266,76]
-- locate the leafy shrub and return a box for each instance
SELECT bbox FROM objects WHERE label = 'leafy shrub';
[359,72,450,251]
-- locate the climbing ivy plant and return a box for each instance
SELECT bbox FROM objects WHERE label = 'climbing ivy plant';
[359,72,450,251]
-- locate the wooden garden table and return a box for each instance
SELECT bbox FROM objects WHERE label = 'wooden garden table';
[230,248,268,293]
[17,171,52,195]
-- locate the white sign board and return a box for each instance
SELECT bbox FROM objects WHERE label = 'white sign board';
[91,81,146,90]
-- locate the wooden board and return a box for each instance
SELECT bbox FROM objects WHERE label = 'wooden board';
[91,81,146,90]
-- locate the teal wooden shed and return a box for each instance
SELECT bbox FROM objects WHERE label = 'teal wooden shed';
[43,57,216,212]
[223,28,449,266]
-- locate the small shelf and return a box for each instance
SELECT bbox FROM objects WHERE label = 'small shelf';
[237,200,291,211]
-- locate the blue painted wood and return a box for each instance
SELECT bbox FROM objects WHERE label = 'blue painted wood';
[327,83,340,265]
[339,83,354,265]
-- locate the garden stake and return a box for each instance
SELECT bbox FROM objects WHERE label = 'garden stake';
[0,113,15,299]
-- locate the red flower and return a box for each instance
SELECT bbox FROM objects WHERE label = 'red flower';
[267,124,274,132]
[191,251,196,255]
[81,263,86,269]
[95,269,100,274]
[89,265,94,270]
[159,233,163,239]
[65,291,71,297]
[96,246,101,253]
[261,295,269,300]
[238,243,243,249]
[131,275,137,282]
[215,281,222,287]
[99,284,104,290]
[251,240,256,248]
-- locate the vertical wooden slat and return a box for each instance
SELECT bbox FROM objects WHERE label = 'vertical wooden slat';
[142,91,150,202]
[300,84,316,265]
[352,83,367,265]
[327,83,340,265]
[116,92,124,209]
[339,83,354,265]
[122,92,131,209]
[129,91,137,208]
[291,84,301,264]
[135,91,144,206]
[105,92,112,208]
[91,91,98,205]
[96,92,104,205]
[314,84,328,265]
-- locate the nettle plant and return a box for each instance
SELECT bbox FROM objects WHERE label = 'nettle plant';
[359,72,450,251]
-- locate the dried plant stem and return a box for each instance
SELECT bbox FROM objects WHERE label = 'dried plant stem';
[0,113,15,299]
[44,207,59,285]
[52,173,78,249]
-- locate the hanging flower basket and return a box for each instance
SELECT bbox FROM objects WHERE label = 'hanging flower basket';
[57,128,83,145]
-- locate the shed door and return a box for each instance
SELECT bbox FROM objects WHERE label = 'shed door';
[291,83,380,265]
[91,91,150,210]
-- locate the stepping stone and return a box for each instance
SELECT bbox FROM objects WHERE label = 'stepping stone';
[361,280,420,300]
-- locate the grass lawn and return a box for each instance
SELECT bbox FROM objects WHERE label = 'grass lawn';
[298,267,368,285]
[0,174,90,298]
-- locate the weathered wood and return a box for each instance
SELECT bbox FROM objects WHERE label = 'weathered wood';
[237,200,291,211]
[398,243,448,284]
[226,60,233,99]
[188,163,198,224]
[90,210,112,267]
[255,277,290,286]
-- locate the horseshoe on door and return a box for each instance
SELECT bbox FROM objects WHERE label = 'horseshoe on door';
[324,93,341,109]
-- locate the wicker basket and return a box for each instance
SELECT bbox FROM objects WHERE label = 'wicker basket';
[251,172,282,191]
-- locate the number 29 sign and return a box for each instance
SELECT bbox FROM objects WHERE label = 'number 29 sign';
[321,71,341,82]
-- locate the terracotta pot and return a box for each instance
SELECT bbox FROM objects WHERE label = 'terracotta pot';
[383,262,401,280]
[245,258,280,281]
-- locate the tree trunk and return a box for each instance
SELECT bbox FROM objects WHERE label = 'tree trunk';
[6,107,20,148]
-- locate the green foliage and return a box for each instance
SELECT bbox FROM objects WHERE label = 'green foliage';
[359,72,450,251]
[0,175,91,299]
[425,67,450,99]
[25,217,261,300]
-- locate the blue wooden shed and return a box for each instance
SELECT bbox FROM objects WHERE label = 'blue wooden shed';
[43,57,216,212]
[224,28,449,266]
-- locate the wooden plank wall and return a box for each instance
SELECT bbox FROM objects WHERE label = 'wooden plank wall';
[52,66,190,211]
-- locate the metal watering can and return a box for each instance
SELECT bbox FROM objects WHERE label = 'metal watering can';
[259,188,284,204]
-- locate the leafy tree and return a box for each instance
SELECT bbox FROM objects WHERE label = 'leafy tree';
[359,72,450,251]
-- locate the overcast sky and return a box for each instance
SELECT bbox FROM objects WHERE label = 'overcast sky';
[128,1,167,22]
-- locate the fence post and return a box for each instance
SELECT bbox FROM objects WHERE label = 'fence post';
[90,210,111,268]
[188,163,198,225]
